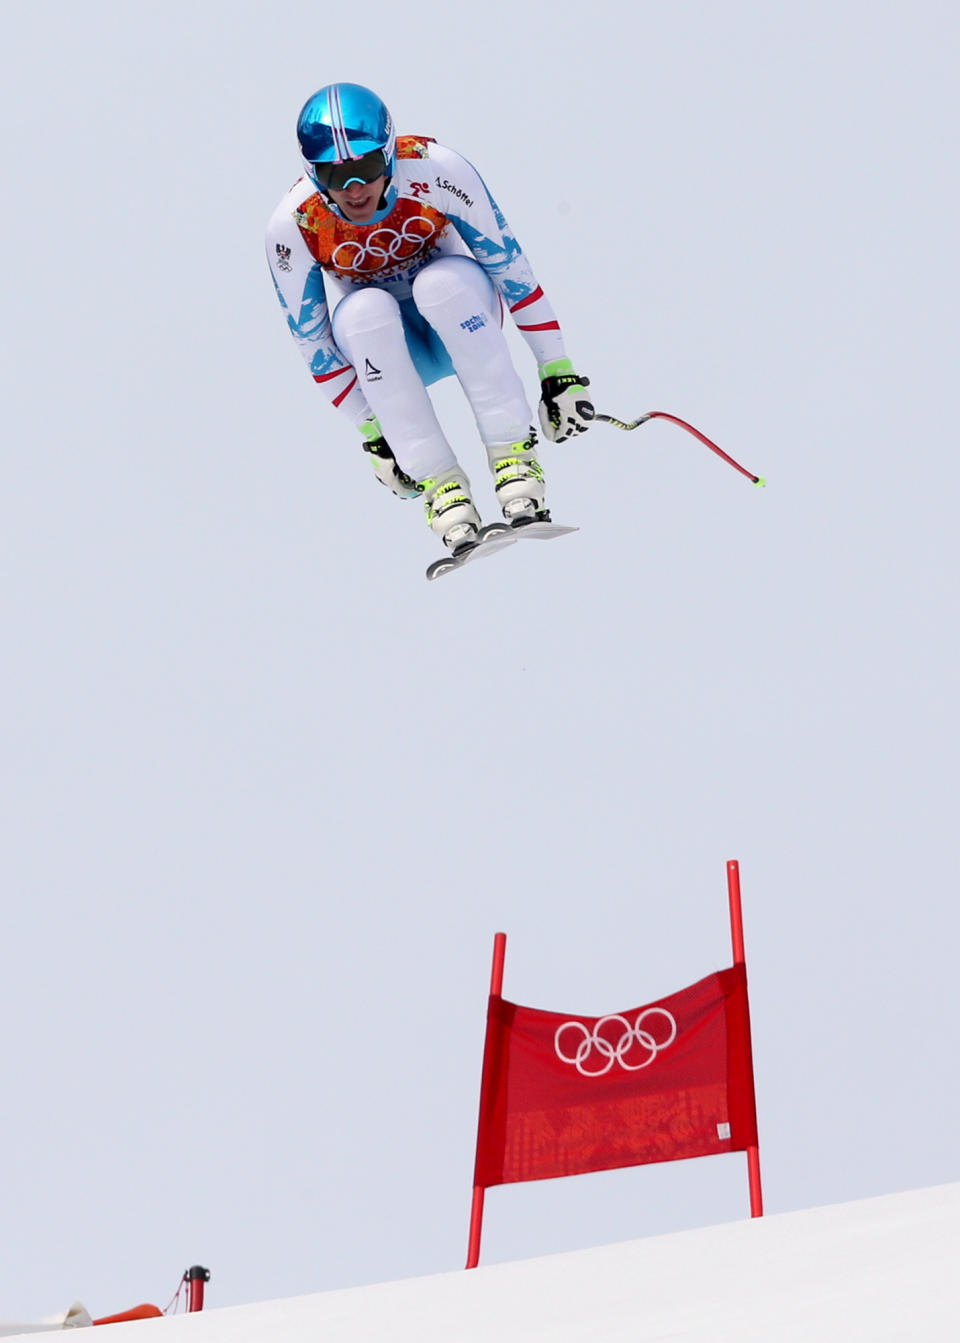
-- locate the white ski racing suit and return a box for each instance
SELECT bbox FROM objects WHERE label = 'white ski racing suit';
[265,135,572,482]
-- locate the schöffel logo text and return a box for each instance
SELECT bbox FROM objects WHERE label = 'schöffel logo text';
[435,178,474,209]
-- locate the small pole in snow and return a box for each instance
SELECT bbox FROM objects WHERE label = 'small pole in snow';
[185,1266,211,1312]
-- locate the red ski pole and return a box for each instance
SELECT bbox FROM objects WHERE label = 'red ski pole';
[590,409,766,486]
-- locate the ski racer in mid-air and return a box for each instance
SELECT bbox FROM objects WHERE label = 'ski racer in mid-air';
[265,82,594,561]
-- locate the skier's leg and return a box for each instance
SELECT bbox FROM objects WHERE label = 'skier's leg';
[332,287,453,481]
[332,287,480,549]
[411,257,528,443]
[410,256,547,524]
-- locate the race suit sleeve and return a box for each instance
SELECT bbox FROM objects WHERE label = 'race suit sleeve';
[265,187,373,425]
[427,143,569,370]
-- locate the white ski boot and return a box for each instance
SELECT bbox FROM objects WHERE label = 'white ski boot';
[420,467,482,554]
[486,432,551,527]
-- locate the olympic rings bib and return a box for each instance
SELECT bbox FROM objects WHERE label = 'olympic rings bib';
[331,214,440,275]
[295,193,450,283]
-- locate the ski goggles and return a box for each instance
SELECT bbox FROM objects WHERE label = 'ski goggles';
[310,149,387,193]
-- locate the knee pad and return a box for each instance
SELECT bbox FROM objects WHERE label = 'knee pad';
[411,256,495,316]
[332,287,402,344]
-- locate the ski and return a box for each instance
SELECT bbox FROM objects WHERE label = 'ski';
[506,520,579,542]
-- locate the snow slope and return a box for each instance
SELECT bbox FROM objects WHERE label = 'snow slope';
[17,1183,959,1342]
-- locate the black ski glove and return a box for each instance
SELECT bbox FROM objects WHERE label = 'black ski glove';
[359,418,422,499]
[537,359,594,442]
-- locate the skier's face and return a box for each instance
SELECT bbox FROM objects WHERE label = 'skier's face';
[328,176,386,223]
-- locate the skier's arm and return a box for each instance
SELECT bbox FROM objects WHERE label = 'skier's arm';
[427,145,568,365]
[428,146,594,440]
[265,199,373,425]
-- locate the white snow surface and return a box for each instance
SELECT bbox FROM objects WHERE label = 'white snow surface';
[30,1182,956,1342]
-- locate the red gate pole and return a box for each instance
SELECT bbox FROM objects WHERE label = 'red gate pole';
[465,932,507,1269]
[726,860,763,1217]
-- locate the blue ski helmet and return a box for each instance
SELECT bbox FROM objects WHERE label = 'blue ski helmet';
[297,83,397,193]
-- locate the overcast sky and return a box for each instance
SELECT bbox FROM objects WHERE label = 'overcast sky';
[2,0,958,1321]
